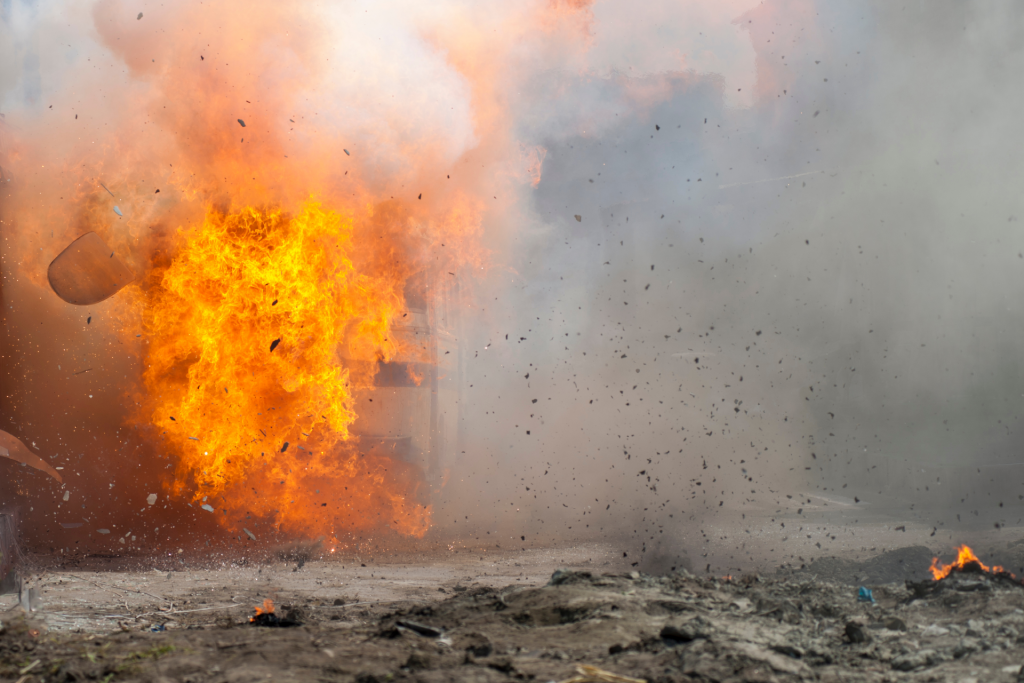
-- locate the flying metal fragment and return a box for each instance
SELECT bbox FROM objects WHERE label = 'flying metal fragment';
[113,206,123,217]
[0,430,63,483]
[48,232,135,305]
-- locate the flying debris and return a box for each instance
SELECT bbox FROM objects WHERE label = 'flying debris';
[238,119,246,127]
[0,430,63,483]
[113,206,123,217]
[47,232,135,305]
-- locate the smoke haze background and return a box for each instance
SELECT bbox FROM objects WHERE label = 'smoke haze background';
[1,0,1024,571]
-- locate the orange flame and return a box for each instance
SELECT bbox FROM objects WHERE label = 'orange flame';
[135,200,432,541]
[251,598,275,621]
[929,545,1012,581]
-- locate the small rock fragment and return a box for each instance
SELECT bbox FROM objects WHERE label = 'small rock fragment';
[892,649,943,671]
[845,621,870,644]
[661,617,712,643]
[884,616,907,631]
[396,620,443,638]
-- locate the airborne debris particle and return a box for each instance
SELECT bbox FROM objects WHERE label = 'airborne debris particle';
[343,149,350,156]
[201,504,214,512]
[243,528,256,541]
[113,206,123,217]
[237,119,246,127]
[574,215,581,222]
[269,338,281,352]
[137,12,142,19]
[281,442,289,453]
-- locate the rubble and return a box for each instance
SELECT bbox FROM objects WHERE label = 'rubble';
[3,553,1024,681]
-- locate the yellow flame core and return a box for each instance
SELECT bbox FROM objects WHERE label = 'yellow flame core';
[140,201,430,539]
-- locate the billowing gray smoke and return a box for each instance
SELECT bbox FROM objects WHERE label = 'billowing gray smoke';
[439,0,1024,572]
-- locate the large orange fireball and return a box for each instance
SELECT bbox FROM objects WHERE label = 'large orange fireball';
[137,200,430,540]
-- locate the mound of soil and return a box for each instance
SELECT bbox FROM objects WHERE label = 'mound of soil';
[782,545,937,585]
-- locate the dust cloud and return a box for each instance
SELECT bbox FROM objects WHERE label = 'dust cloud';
[438,0,1024,573]
[1,0,1022,573]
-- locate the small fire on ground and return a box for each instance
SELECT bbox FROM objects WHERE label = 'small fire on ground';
[929,545,1017,582]
[250,598,276,625]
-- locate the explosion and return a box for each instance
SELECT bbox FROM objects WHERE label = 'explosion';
[0,0,593,553]
[139,201,431,540]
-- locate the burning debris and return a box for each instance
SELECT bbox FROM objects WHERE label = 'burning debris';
[905,545,1024,601]
[929,544,1018,582]
[249,599,299,628]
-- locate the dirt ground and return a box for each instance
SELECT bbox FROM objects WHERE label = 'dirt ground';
[5,535,1024,682]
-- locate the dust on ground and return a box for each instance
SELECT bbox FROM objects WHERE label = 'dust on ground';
[4,542,1024,682]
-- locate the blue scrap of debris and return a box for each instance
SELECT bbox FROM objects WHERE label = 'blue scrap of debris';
[857,586,875,604]
[113,206,123,217]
